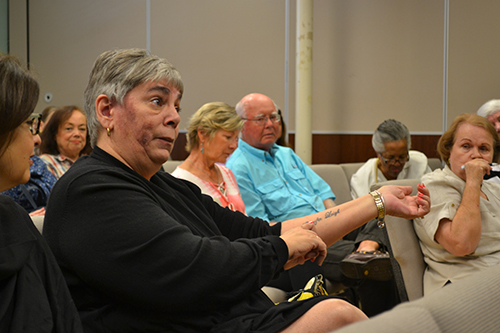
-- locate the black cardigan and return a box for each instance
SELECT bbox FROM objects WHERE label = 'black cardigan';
[44,147,328,332]
[0,195,82,332]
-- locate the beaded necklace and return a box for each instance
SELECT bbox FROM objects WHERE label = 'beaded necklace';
[187,158,226,194]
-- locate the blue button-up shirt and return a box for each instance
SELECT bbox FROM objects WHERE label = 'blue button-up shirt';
[226,139,335,222]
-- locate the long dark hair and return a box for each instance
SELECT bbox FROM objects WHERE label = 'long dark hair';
[39,105,92,156]
[0,55,39,157]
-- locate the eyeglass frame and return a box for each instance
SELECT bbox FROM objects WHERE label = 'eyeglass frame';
[26,113,42,135]
[378,152,410,165]
[241,112,281,126]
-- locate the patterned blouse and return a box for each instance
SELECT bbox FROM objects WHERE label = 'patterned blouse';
[39,154,75,179]
[172,164,246,215]
[0,155,57,212]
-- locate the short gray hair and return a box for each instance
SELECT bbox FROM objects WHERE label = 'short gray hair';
[477,99,500,118]
[372,119,411,153]
[83,48,183,147]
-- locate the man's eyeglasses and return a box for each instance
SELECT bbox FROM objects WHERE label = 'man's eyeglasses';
[379,153,409,165]
[26,113,42,135]
[241,112,281,126]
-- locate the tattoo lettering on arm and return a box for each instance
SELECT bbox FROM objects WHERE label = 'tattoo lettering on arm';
[311,217,322,225]
[325,208,340,220]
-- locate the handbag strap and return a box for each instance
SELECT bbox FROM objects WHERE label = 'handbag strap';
[20,184,39,210]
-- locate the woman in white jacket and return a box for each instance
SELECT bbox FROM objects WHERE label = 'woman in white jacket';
[350,119,432,199]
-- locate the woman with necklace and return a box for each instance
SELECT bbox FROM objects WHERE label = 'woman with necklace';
[172,102,246,213]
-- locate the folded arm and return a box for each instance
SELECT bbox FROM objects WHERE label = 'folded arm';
[434,161,488,256]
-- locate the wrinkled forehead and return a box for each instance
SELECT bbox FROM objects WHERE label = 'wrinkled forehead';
[486,110,500,121]
[246,100,277,117]
[129,78,182,99]
[455,122,493,142]
[382,139,408,155]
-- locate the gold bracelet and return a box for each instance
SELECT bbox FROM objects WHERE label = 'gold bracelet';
[369,190,386,228]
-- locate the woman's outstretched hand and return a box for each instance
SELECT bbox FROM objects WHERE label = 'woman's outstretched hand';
[378,184,430,219]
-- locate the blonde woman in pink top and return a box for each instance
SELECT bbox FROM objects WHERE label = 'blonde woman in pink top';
[172,102,246,214]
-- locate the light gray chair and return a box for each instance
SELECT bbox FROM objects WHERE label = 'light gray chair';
[309,164,358,205]
[162,160,182,173]
[340,162,364,188]
[427,157,443,171]
[31,215,44,234]
[371,179,426,302]
[334,263,500,333]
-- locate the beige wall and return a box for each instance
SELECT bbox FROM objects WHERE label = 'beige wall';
[312,0,444,133]
[8,0,500,136]
[149,0,287,131]
[447,0,500,124]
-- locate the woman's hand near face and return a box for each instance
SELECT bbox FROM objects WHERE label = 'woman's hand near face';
[435,159,490,256]
[461,159,491,186]
[280,222,327,270]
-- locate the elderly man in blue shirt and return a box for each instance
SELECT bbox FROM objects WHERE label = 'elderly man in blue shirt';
[227,92,332,296]
[227,125,336,221]
[227,93,398,316]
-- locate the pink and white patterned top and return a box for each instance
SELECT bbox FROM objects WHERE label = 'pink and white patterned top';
[172,164,246,215]
[39,154,74,179]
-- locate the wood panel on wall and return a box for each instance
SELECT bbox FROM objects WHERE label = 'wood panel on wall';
[170,133,441,165]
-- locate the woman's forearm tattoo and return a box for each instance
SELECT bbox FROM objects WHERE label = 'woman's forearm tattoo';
[310,208,340,226]
[325,208,340,220]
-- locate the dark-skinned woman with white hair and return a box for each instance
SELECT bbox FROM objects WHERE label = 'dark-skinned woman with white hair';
[334,119,432,316]
[351,119,432,200]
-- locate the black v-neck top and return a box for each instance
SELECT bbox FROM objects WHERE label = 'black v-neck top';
[44,147,329,332]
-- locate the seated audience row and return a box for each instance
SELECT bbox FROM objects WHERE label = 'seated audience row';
[5,48,499,331]
[173,92,435,317]
[41,48,430,332]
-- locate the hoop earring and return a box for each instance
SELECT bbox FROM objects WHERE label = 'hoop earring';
[107,128,111,137]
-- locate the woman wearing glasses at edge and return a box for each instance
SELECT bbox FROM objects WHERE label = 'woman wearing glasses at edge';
[0,112,57,216]
[0,55,82,331]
